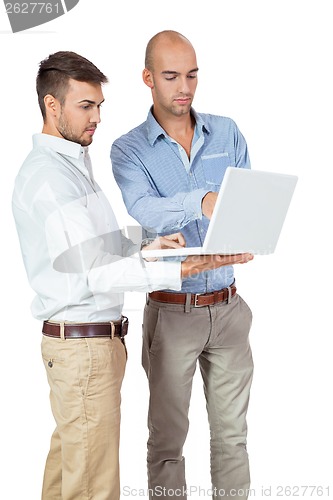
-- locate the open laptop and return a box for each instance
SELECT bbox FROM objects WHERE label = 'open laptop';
[141,167,298,259]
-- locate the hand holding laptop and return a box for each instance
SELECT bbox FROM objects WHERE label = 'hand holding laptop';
[181,252,254,278]
[142,231,254,276]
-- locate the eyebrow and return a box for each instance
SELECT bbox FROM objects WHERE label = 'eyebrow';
[161,67,199,76]
[78,99,105,105]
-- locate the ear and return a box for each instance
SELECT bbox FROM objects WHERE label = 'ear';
[142,68,154,89]
[44,94,60,117]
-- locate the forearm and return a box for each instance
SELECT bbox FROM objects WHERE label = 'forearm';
[88,254,182,294]
[111,144,208,233]
[129,189,208,233]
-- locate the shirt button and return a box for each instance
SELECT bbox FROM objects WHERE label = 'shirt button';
[48,360,53,368]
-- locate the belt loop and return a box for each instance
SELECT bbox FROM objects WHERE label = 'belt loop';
[185,293,192,313]
[60,322,65,341]
[227,286,232,304]
[146,292,149,305]
[110,322,115,339]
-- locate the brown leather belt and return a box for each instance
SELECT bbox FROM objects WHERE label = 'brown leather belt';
[149,285,237,307]
[42,316,129,339]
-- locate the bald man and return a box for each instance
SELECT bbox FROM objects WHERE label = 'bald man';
[111,31,254,500]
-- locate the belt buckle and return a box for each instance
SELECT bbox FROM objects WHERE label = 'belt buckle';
[194,293,205,308]
[121,316,129,337]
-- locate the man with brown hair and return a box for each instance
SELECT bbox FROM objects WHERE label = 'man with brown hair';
[12,50,252,499]
[111,31,254,499]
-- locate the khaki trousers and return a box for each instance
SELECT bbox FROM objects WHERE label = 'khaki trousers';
[142,293,253,500]
[41,335,126,500]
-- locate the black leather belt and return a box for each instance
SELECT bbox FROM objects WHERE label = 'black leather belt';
[42,316,129,339]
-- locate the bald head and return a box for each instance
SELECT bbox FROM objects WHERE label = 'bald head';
[142,30,198,121]
[145,30,195,71]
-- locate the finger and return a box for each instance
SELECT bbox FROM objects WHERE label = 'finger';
[159,237,184,249]
[214,253,253,264]
[165,232,186,246]
[176,232,186,246]
[237,253,254,262]
[230,253,254,264]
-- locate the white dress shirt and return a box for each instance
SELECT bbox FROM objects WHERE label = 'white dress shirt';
[12,134,181,322]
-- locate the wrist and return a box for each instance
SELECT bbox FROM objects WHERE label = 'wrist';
[140,238,155,250]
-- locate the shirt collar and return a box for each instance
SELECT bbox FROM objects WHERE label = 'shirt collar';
[146,107,210,146]
[146,109,166,146]
[192,110,211,135]
[32,133,87,160]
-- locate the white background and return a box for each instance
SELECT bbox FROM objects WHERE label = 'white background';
[1,1,332,498]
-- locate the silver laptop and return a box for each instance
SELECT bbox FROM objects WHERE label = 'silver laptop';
[141,167,298,258]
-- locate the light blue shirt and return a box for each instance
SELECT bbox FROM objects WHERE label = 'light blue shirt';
[111,109,251,293]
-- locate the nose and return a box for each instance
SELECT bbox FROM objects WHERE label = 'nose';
[90,106,101,124]
[177,75,191,94]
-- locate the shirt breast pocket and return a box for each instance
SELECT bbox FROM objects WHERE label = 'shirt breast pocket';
[201,153,230,190]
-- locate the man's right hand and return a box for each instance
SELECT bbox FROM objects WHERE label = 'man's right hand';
[202,192,218,219]
[181,253,254,279]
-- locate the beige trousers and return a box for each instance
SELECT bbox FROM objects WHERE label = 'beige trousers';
[41,336,126,500]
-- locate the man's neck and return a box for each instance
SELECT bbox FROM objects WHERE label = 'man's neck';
[153,108,194,141]
[42,122,63,139]
[153,109,195,159]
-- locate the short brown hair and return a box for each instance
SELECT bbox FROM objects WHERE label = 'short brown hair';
[36,51,108,120]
